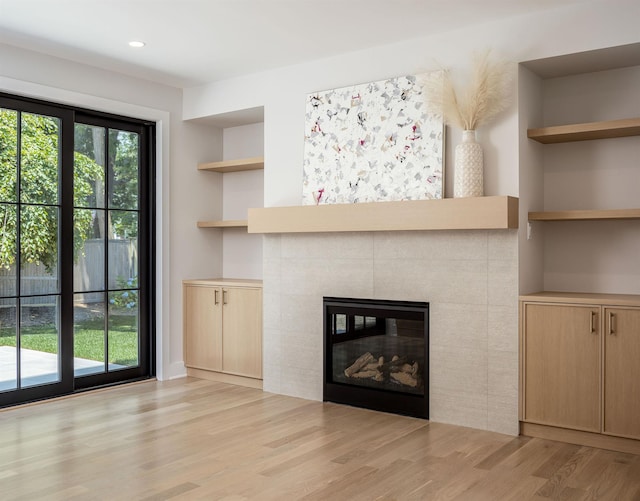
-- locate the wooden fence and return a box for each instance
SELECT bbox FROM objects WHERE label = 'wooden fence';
[0,239,137,300]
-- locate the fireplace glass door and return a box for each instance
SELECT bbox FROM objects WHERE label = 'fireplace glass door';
[324,297,429,418]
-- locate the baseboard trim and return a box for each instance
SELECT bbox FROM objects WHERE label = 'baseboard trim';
[187,368,263,390]
[520,422,640,455]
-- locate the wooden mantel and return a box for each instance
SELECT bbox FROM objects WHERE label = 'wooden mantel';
[248,196,518,234]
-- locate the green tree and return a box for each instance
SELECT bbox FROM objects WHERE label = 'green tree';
[74,124,139,239]
[0,110,104,271]
[108,129,139,237]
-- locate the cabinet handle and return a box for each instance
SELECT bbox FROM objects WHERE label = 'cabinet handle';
[590,311,596,333]
[214,289,219,305]
[609,311,615,335]
[223,290,228,305]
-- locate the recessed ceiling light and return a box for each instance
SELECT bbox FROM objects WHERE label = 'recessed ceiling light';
[129,41,145,48]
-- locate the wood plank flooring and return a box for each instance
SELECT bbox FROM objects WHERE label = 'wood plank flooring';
[1,378,639,500]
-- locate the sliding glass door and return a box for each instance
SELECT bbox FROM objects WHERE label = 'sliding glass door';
[0,98,73,403]
[0,95,154,406]
[72,115,151,390]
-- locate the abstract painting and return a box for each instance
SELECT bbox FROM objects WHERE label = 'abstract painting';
[302,73,444,205]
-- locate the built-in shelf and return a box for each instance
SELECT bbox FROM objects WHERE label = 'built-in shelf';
[528,209,640,222]
[198,156,264,173]
[197,220,248,228]
[248,196,518,234]
[527,118,640,144]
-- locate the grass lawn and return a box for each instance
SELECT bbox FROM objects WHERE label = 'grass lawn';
[0,314,138,366]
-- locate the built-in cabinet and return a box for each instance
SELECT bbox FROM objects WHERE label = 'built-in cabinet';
[184,283,222,371]
[186,116,264,388]
[520,292,640,452]
[518,54,640,453]
[603,306,640,439]
[183,279,263,387]
[521,300,601,432]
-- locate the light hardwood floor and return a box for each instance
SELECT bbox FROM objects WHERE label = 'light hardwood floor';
[1,378,639,500]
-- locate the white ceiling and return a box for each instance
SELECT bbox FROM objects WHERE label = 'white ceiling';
[0,0,595,88]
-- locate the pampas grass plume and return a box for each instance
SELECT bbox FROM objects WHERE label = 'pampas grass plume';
[422,50,512,131]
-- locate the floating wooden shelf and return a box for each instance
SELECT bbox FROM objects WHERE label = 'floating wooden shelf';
[528,209,640,222]
[248,196,518,234]
[198,156,264,173]
[197,220,248,228]
[527,118,640,144]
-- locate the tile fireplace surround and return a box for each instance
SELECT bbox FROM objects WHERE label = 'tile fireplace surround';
[262,229,519,436]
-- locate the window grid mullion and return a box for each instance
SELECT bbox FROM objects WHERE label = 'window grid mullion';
[15,110,22,388]
[104,127,110,372]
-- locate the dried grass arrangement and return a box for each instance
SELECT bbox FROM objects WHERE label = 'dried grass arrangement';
[422,50,513,131]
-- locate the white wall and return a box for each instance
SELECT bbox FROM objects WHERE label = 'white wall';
[0,42,223,380]
[517,66,545,295]
[183,0,640,207]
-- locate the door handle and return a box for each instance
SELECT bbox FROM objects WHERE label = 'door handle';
[223,289,228,305]
[609,311,615,335]
[590,311,596,333]
[214,289,219,305]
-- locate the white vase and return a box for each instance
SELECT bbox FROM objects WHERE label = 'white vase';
[454,130,483,198]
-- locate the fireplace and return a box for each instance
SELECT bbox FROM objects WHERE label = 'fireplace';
[323,297,429,419]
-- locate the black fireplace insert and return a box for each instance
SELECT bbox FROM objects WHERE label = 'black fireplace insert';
[323,297,429,419]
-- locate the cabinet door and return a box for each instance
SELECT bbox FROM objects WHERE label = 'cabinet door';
[184,285,222,371]
[604,307,640,439]
[523,303,601,432]
[222,287,262,378]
